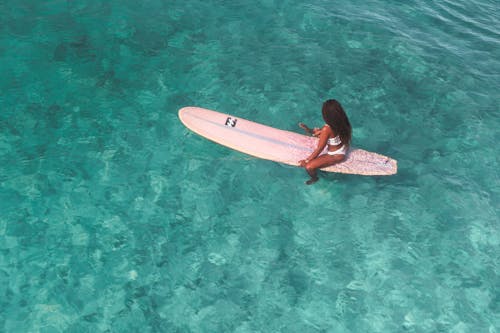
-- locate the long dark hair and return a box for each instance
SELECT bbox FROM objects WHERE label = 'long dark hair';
[322,99,352,146]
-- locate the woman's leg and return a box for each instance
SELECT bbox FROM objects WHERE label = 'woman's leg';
[304,154,345,185]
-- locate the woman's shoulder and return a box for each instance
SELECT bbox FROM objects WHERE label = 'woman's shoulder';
[322,124,334,134]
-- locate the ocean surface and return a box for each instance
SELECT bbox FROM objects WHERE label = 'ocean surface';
[1,0,499,332]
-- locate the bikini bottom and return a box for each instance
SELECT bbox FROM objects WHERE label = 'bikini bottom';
[326,145,347,155]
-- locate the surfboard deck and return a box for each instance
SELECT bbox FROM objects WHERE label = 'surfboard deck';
[178,106,397,176]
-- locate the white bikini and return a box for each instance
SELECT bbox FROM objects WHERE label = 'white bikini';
[325,125,348,155]
[327,135,342,145]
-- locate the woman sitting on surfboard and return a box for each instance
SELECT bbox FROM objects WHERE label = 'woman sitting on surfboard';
[298,99,352,185]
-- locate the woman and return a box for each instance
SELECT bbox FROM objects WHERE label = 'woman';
[298,99,352,185]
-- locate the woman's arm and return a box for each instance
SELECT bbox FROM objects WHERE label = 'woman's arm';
[299,125,330,164]
[299,123,321,137]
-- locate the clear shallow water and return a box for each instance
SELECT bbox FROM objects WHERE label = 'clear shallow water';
[1,0,499,332]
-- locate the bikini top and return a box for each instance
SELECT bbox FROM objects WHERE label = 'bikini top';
[325,124,342,145]
[327,135,342,146]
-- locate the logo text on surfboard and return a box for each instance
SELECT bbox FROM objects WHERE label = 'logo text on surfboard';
[225,117,238,127]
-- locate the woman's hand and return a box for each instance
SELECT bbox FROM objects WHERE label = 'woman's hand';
[299,159,308,167]
[299,123,321,137]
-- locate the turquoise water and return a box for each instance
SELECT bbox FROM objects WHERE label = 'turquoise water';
[1,0,499,331]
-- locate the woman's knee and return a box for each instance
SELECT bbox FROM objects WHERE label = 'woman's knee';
[305,163,316,172]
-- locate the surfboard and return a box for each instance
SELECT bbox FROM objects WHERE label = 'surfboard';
[178,106,397,176]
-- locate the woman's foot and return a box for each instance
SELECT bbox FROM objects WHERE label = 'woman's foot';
[305,177,319,185]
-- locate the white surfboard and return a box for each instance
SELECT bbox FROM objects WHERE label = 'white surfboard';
[179,106,397,176]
